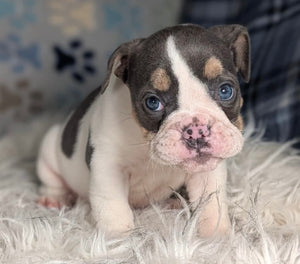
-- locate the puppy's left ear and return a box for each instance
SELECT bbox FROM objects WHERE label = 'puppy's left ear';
[101,38,144,93]
[209,24,251,82]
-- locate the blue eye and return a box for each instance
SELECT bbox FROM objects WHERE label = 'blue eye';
[145,96,164,111]
[219,84,234,100]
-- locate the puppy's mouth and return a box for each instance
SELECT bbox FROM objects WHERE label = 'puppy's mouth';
[181,138,213,164]
[184,137,210,152]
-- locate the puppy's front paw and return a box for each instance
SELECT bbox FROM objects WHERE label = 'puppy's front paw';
[37,196,62,209]
[198,214,231,237]
[92,200,135,237]
[37,187,77,209]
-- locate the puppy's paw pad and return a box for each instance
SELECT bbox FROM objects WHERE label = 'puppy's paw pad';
[164,198,183,209]
[37,196,63,209]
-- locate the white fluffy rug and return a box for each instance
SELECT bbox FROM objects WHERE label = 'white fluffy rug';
[0,117,300,264]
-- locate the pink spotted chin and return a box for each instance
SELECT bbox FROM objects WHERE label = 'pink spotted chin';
[179,155,222,173]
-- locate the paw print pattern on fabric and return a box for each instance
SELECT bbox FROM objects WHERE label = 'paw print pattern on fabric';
[0,0,36,29]
[0,84,21,112]
[53,39,96,83]
[0,34,41,73]
[48,0,96,36]
[102,0,142,40]
[15,79,44,115]
[0,79,44,120]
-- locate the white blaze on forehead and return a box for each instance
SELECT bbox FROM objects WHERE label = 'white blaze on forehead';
[166,36,219,113]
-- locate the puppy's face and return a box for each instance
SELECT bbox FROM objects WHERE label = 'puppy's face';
[111,25,250,173]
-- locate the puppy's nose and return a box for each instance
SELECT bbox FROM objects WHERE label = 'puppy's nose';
[182,123,210,149]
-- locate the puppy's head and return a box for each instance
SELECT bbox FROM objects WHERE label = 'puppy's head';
[104,24,250,173]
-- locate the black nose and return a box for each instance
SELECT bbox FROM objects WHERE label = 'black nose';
[182,123,210,151]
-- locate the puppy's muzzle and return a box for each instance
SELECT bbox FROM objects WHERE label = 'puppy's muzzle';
[150,111,244,173]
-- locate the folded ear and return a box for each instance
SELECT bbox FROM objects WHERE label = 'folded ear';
[101,38,144,93]
[209,24,251,82]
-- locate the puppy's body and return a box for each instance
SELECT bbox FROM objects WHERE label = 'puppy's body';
[40,80,184,205]
[37,24,250,236]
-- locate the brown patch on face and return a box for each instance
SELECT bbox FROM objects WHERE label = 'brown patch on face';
[131,108,155,140]
[240,97,244,108]
[141,128,155,141]
[233,114,244,131]
[203,57,223,79]
[150,68,171,91]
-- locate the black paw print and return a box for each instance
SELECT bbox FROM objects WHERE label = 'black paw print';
[53,39,96,83]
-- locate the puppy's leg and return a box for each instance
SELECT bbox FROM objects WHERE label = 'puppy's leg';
[89,151,134,236]
[185,160,231,237]
[37,125,75,208]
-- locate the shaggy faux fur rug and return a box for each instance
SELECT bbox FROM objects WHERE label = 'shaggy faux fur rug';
[0,117,299,264]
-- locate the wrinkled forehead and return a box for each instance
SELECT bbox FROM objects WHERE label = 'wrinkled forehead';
[128,25,236,88]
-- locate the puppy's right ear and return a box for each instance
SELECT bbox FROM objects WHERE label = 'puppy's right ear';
[101,38,144,93]
[208,25,251,83]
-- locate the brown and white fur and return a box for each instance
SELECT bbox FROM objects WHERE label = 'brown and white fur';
[36,24,250,237]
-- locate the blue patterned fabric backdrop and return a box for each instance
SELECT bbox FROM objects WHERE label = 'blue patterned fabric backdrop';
[0,0,182,135]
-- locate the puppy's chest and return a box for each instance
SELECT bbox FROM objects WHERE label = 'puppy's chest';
[124,153,185,208]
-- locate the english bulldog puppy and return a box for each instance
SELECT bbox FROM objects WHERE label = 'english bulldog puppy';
[37,24,250,237]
